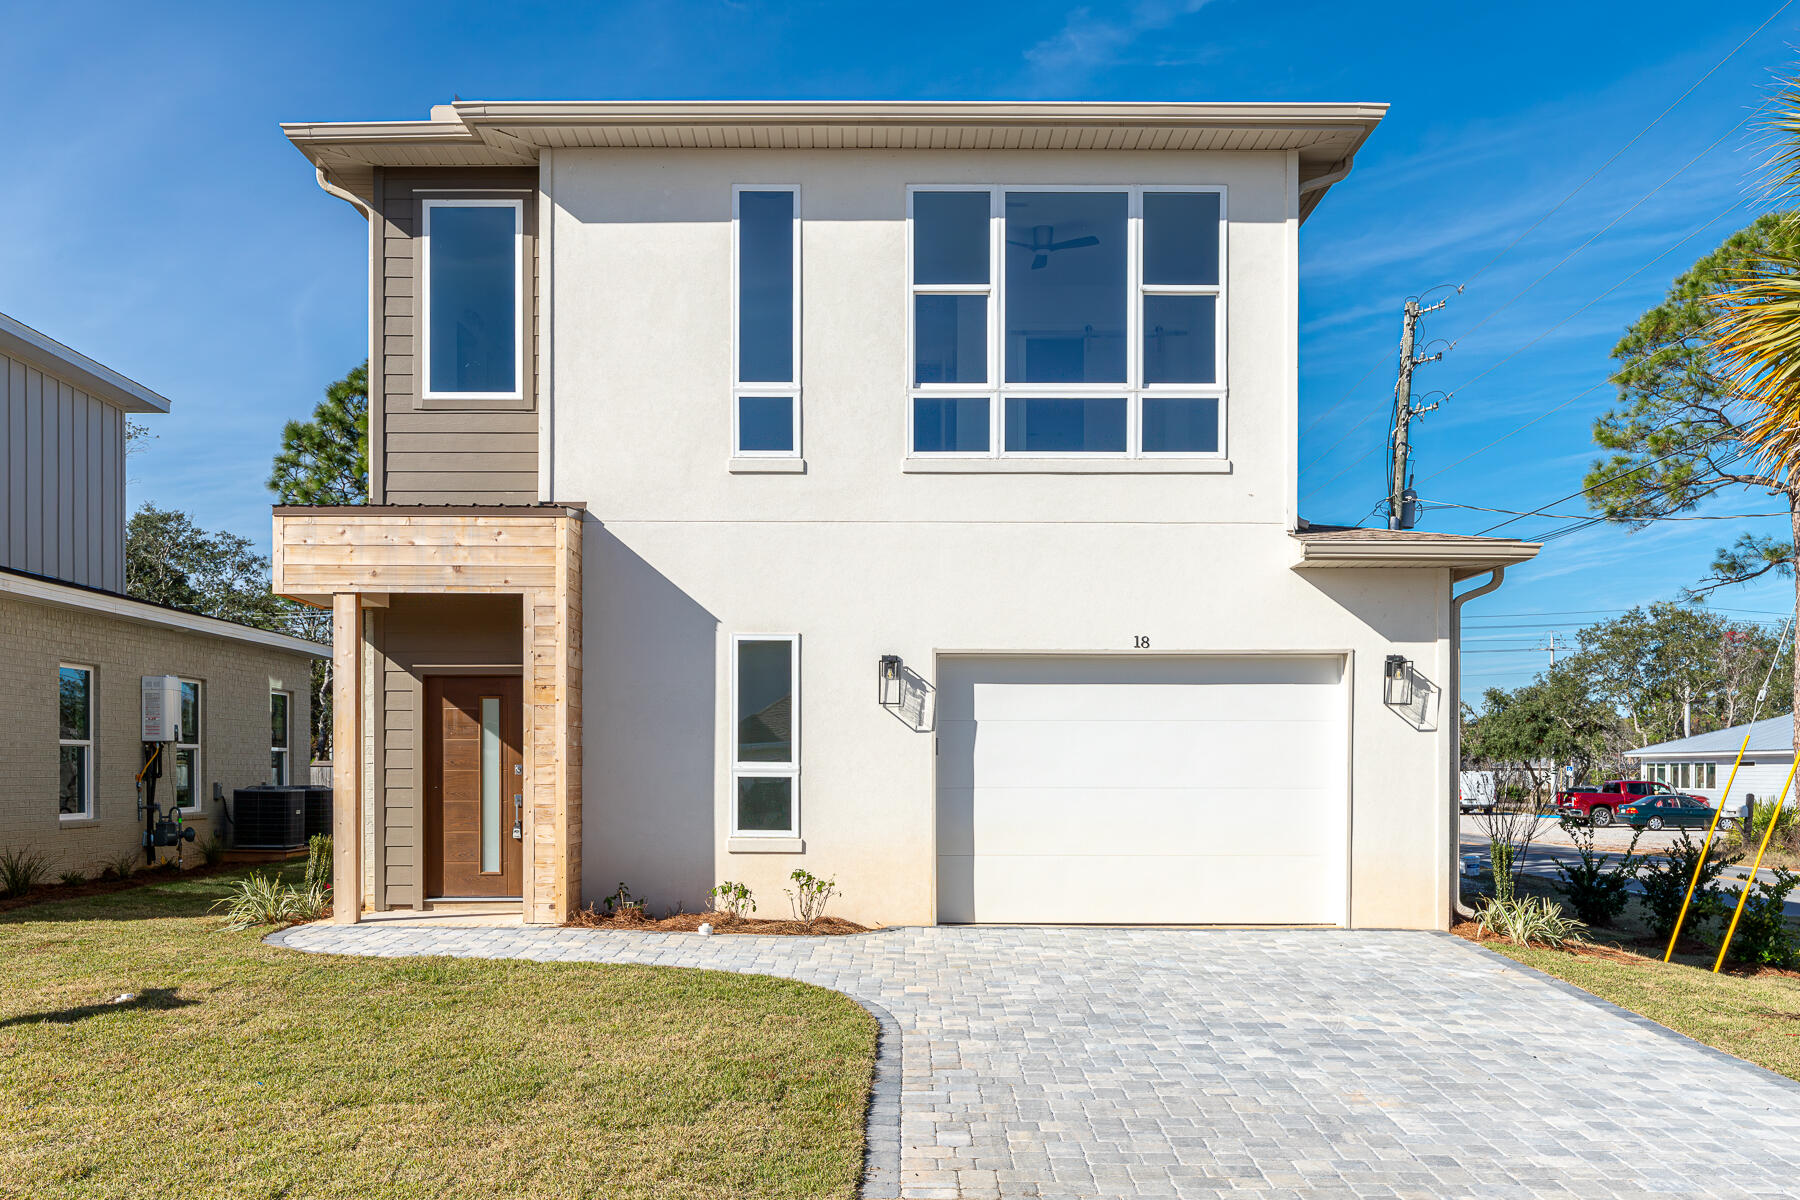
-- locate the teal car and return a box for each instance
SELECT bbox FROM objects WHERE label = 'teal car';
[1616,794,1717,831]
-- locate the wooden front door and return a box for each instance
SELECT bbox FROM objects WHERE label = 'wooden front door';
[425,675,524,898]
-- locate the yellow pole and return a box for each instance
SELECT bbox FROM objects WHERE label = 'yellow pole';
[1663,732,1753,962]
[1713,753,1800,973]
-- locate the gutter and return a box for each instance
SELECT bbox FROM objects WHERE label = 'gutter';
[1449,566,1507,922]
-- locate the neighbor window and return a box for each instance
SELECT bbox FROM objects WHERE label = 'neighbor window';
[270,691,291,786]
[732,635,799,836]
[174,679,202,811]
[421,199,523,400]
[1705,762,1717,788]
[58,665,92,819]
[908,186,1225,458]
[733,187,800,456]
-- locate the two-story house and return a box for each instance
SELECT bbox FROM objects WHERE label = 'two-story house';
[1,312,325,877]
[273,101,1537,930]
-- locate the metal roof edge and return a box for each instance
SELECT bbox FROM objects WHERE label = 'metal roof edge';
[0,312,172,414]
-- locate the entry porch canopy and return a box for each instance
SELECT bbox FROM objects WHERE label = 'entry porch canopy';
[271,504,583,924]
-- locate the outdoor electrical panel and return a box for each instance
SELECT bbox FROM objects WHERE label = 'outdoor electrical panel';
[141,675,184,742]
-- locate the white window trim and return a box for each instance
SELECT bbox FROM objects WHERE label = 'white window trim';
[270,689,292,787]
[419,198,526,402]
[904,183,1228,463]
[58,663,94,822]
[729,633,800,838]
[730,185,803,459]
[174,677,203,811]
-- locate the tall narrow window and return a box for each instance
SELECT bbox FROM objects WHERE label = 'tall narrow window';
[910,189,994,454]
[733,187,800,455]
[421,199,523,400]
[58,665,93,819]
[732,635,799,836]
[480,696,502,873]
[270,691,291,786]
[174,679,202,810]
[907,185,1225,459]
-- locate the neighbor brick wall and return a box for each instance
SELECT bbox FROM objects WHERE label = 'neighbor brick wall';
[0,593,317,878]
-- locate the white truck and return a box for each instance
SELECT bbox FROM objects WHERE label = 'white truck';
[1459,770,1498,814]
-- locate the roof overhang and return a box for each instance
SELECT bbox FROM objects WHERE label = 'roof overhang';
[0,569,327,657]
[1291,528,1541,582]
[283,99,1387,221]
[0,312,171,414]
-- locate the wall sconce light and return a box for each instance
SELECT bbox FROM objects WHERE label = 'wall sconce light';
[1384,654,1414,707]
[878,655,904,707]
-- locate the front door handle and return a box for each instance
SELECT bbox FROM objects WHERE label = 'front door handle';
[512,794,523,840]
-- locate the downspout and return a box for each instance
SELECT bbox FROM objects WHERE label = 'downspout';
[1449,566,1506,922]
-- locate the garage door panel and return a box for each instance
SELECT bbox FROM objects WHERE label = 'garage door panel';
[937,718,1334,790]
[937,785,1342,857]
[937,853,1341,925]
[936,656,1343,720]
[936,655,1347,926]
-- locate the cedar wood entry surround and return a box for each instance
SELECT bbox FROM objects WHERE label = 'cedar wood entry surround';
[270,505,583,924]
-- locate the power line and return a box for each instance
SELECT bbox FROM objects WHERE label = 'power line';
[1425,499,1786,521]
[1297,3,1788,465]
[1457,0,1793,291]
[1472,426,1739,536]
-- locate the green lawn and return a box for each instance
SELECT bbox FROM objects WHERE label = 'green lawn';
[0,867,875,1199]
[1467,872,1800,1082]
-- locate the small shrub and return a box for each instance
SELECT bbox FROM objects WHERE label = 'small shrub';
[708,880,756,921]
[1474,895,1586,948]
[58,869,88,887]
[303,834,333,893]
[1552,819,1642,926]
[786,869,837,926]
[0,848,49,898]
[602,881,643,914]
[101,851,140,880]
[1723,867,1800,967]
[213,872,326,930]
[200,835,227,867]
[1638,830,1742,945]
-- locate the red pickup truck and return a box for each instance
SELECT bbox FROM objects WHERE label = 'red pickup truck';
[1555,780,1701,827]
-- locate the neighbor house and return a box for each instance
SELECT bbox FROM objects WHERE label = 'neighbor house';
[1629,714,1796,809]
[0,312,326,877]
[274,100,1538,929]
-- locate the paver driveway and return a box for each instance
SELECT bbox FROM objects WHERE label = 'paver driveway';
[273,923,1800,1199]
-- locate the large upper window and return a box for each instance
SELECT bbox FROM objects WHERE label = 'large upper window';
[422,199,523,400]
[908,186,1225,458]
[174,679,202,811]
[732,635,799,836]
[733,187,801,456]
[58,665,92,819]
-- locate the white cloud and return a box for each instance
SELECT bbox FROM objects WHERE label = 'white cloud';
[1022,0,1214,88]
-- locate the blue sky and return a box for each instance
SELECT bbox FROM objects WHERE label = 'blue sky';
[6,0,1799,699]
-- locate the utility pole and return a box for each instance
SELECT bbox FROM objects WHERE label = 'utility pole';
[1536,632,1565,669]
[1388,297,1446,530]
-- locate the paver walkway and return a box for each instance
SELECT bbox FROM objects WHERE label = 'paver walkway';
[273,923,1800,1199]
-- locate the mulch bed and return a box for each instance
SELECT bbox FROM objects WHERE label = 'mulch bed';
[1451,917,1800,978]
[0,860,239,916]
[567,906,871,936]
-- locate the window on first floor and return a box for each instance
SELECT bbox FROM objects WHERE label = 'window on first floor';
[908,185,1225,459]
[270,690,291,786]
[732,635,798,836]
[174,679,202,810]
[58,665,92,819]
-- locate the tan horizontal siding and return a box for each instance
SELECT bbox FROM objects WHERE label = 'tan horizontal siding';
[372,167,539,505]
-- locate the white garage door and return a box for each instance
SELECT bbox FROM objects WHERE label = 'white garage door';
[936,655,1347,925]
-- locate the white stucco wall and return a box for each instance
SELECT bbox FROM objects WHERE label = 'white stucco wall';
[547,148,1455,929]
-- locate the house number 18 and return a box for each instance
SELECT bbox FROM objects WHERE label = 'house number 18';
[1133,635,1150,649]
